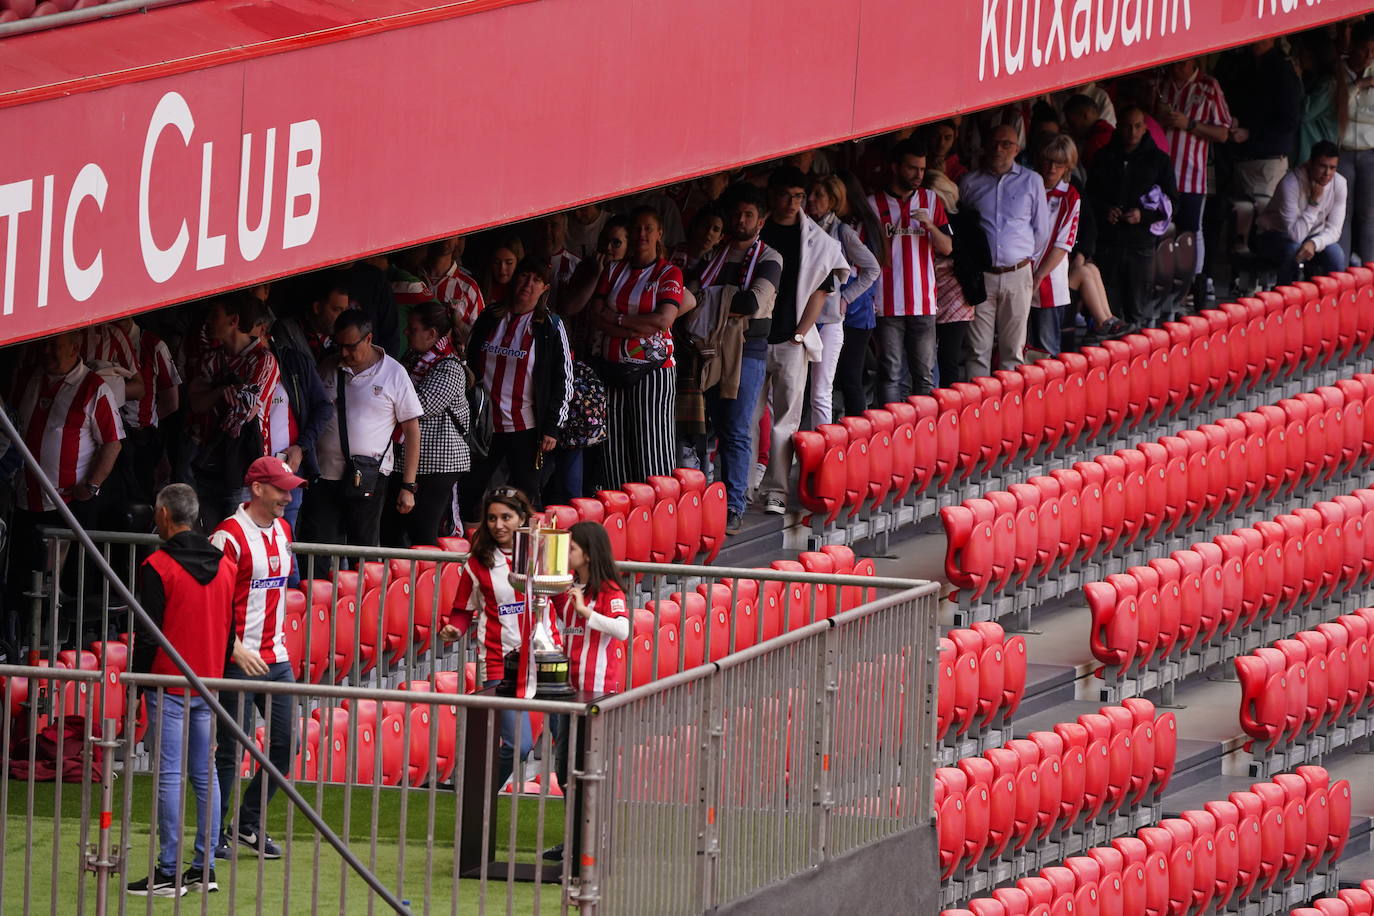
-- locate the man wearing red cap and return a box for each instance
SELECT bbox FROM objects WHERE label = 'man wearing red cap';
[208,456,304,861]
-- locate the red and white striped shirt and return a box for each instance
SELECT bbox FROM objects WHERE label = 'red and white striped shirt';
[13,361,124,512]
[266,380,299,456]
[82,323,137,373]
[210,505,293,666]
[549,249,581,300]
[429,264,485,339]
[124,326,181,430]
[200,338,280,448]
[594,258,684,368]
[451,550,556,683]
[867,190,948,317]
[479,312,538,434]
[1156,70,1233,194]
[552,583,629,694]
[1036,182,1081,309]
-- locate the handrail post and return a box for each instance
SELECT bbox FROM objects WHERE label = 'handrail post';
[814,618,839,865]
[88,716,121,913]
[574,710,604,916]
[699,667,724,909]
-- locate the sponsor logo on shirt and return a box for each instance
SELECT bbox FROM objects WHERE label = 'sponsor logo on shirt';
[498,601,525,617]
[251,576,288,589]
[483,343,530,359]
[563,625,585,636]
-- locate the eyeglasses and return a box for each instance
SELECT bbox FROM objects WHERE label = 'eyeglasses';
[336,337,368,352]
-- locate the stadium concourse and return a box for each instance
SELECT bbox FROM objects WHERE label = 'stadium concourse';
[7,0,1374,914]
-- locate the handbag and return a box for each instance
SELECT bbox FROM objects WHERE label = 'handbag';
[592,333,669,389]
[336,369,390,500]
[559,361,609,449]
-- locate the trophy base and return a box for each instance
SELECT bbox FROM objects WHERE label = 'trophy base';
[498,649,576,699]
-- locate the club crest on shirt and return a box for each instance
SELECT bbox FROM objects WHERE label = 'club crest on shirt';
[372,385,384,397]
[268,555,281,573]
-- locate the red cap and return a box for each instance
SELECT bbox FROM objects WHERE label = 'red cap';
[243,456,306,491]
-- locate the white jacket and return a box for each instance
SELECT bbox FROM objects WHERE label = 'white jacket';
[777,212,852,330]
[1258,168,1348,252]
[1342,64,1374,151]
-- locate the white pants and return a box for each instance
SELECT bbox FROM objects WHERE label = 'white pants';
[751,342,809,502]
[808,322,844,428]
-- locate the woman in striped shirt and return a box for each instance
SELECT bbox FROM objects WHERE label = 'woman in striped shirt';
[589,207,688,487]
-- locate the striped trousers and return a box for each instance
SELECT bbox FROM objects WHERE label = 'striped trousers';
[603,366,677,488]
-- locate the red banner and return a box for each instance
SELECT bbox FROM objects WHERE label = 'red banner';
[0,0,1366,345]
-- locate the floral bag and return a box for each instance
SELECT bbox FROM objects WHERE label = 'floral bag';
[560,360,609,449]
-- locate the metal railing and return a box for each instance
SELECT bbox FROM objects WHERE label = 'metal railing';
[585,581,940,915]
[19,529,939,913]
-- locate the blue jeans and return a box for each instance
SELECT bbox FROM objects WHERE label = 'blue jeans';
[215,661,296,835]
[147,691,220,872]
[482,679,534,789]
[1255,231,1346,286]
[541,448,585,507]
[705,355,768,515]
[1028,306,1065,356]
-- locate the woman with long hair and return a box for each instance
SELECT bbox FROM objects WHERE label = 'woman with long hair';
[463,258,574,516]
[589,206,688,485]
[544,520,629,862]
[834,171,888,416]
[482,236,526,305]
[805,175,880,425]
[439,487,543,791]
[382,301,470,545]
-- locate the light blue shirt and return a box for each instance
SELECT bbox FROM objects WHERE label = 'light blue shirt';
[958,163,1051,268]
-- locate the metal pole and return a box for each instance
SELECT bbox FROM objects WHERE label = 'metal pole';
[0,400,411,914]
[90,717,119,913]
[573,710,603,916]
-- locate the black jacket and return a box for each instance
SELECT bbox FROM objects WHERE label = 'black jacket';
[1217,46,1304,161]
[949,204,992,305]
[467,306,573,440]
[1089,132,1179,251]
[133,531,234,674]
[272,343,335,479]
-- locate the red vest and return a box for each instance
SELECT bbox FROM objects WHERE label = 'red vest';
[143,549,237,692]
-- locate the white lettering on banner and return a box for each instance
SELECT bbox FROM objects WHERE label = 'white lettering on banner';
[196,141,226,271]
[238,128,275,263]
[139,91,194,284]
[1257,0,1323,17]
[0,180,32,317]
[64,163,107,303]
[37,175,52,309]
[283,119,321,250]
[981,0,1192,79]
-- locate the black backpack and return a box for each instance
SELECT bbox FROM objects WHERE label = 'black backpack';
[451,364,493,458]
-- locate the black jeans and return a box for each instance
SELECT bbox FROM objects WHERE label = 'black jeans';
[835,326,873,418]
[1099,244,1156,327]
[215,661,297,835]
[298,477,387,552]
[381,471,461,547]
[4,495,106,649]
[461,429,544,519]
[936,320,971,387]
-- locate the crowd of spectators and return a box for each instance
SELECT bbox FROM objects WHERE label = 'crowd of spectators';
[2,19,1372,647]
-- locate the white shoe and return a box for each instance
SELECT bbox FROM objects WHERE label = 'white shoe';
[762,496,787,515]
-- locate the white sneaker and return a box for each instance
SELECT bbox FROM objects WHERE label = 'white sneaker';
[762,496,787,515]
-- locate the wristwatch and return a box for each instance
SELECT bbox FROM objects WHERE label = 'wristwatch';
[400,481,418,493]
[85,482,101,497]
[792,333,805,345]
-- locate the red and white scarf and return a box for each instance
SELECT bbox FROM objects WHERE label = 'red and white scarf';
[698,237,765,289]
[405,336,456,384]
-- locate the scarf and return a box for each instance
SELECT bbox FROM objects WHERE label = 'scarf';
[405,336,456,384]
[698,237,765,289]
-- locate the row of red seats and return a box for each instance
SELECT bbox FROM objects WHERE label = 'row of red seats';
[0,0,116,23]
[938,622,1028,746]
[1238,609,1374,755]
[944,766,1352,916]
[2,641,131,735]
[1296,883,1374,915]
[942,376,1374,608]
[628,546,878,686]
[543,469,727,565]
[935,698,1176,881]
[799,270,1374,530]
[1088,488,1374,680]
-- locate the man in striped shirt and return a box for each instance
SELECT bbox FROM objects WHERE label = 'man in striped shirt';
[4,331,124,647]
[867,138,953,400]
[209,456,303,861]
[112,317,181,505]
[1154,59,1234,284]
[189,294,281,529]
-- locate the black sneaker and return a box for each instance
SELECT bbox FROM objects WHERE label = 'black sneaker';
[235,826,282,859]
[127,869,183,897]
[542,843,564,862]
[181,865,218,893]
[726,511,744,535]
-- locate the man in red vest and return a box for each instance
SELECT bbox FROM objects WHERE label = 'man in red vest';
[127,483,236,898]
